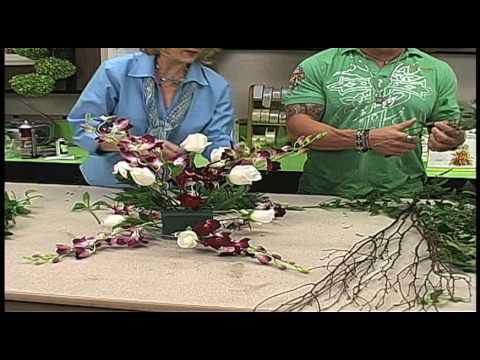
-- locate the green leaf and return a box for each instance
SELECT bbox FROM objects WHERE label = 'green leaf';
[82,192,91,206]
[72,202,87,212]
[430,289,444,303]
[91,200,112,209]
[16,207,31,215]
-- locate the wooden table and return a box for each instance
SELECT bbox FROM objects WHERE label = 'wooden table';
[5,183,476,312]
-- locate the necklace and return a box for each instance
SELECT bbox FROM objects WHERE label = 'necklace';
[155,62,186,86]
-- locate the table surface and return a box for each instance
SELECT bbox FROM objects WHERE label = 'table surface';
[5,182,476,312]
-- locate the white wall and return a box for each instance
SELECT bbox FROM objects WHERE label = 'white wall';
[5,50,476,119]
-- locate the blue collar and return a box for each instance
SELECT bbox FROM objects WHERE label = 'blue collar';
[128,53,209,86]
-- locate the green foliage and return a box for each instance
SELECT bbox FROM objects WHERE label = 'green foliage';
[12,48,50,60]
[5,190,42,236]
[72,192,113,224]
[9,48,75,98]
[317,184,476,274]
[9,73,56,97]
[35,57,77,80]
[448,101,476,130]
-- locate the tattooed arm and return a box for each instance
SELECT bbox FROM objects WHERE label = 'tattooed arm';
[287,104,357,151]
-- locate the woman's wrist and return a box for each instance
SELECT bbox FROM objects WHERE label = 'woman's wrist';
[99,142,119,153]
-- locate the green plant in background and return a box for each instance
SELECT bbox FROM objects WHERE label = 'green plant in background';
[8,48,77,97]
[35,57,77,80]
[9,73,56,97]
[452,101,477,131]
[4,190,42,237]
[11,48,50,60]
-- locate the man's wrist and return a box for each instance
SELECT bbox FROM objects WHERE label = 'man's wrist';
[355,129,371,152]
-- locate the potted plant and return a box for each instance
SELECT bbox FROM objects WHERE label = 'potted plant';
[8,48,77,97]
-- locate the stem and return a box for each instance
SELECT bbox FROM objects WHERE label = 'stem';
[88,209,102,225]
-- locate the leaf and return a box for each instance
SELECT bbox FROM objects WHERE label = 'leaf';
[91,200,112,209]
[16,207,31,215]
[430,289,444,303]
[72,202,87,212]
[82,192,91,206]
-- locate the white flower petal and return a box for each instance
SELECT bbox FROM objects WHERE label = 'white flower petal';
[181,134,212,153]
[130,167,156,186]
[103,215,126,228]
[177,230,199,249]
[228,165,262,186]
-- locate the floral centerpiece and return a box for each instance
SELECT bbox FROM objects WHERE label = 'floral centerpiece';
[27,115,325,273]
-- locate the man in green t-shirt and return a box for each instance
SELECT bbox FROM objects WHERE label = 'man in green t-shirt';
[284,48,466,197]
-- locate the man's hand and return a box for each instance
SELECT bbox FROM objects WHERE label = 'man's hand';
[429,121,466,152]
[369,119,419,156]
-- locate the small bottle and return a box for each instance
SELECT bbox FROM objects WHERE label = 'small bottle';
[19,121,38,159]
[56,138,69,156]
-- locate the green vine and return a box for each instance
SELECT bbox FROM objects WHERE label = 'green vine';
[5,190,42,237]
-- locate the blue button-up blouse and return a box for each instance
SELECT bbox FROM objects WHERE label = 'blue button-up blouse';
[68,52,235,188]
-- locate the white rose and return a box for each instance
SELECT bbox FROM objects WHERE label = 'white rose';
[250,209,275,224]
[130,167,156,186]
[177,230,199,249]
[181,134,212,153]
[228,165,262,186]
[210,147,227,168]
[173,156,187,167]
[103,214,126,228]
[113,161,133,179]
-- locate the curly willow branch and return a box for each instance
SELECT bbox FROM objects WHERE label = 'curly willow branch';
[254,203,473,312]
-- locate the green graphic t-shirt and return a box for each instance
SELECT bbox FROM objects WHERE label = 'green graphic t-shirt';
[283,48,461,197]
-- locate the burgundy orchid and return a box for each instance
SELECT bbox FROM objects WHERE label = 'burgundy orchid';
[178,193,203,210]
[256,254,273,265]
[56,244,72,255]
[274,205,287,218]
[193,219,222,236]
[113,204,135,216]
[201,232,234,250]
[175,168,202,188]
[114,117,133,131]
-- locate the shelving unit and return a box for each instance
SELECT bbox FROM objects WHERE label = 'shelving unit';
[245,84,289,147]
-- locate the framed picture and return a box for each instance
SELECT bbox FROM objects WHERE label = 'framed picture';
[4,48,35,66]
[101,48,139,62]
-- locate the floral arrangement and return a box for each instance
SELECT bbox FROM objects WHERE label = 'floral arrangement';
[27,115,325,273]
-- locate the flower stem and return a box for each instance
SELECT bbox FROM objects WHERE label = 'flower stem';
[88,209,102,225]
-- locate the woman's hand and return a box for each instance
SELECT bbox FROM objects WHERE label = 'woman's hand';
[99,143,119,152]
[369,119,419,156]
[429,121,466,152]
[99,139,184,160]
[161,140,185,161]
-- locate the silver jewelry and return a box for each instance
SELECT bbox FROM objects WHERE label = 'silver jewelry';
[406,135,417,144]
[155,62,186,85]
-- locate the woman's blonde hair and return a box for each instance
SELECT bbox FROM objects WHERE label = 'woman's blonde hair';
[139,48,221,65]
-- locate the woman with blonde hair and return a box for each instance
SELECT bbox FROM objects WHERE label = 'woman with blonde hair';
[68,48,235,187]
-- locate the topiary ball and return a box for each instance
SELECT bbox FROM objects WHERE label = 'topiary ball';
[11,48,50,60]
[9,73,56,97]
[35,57,77,80]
